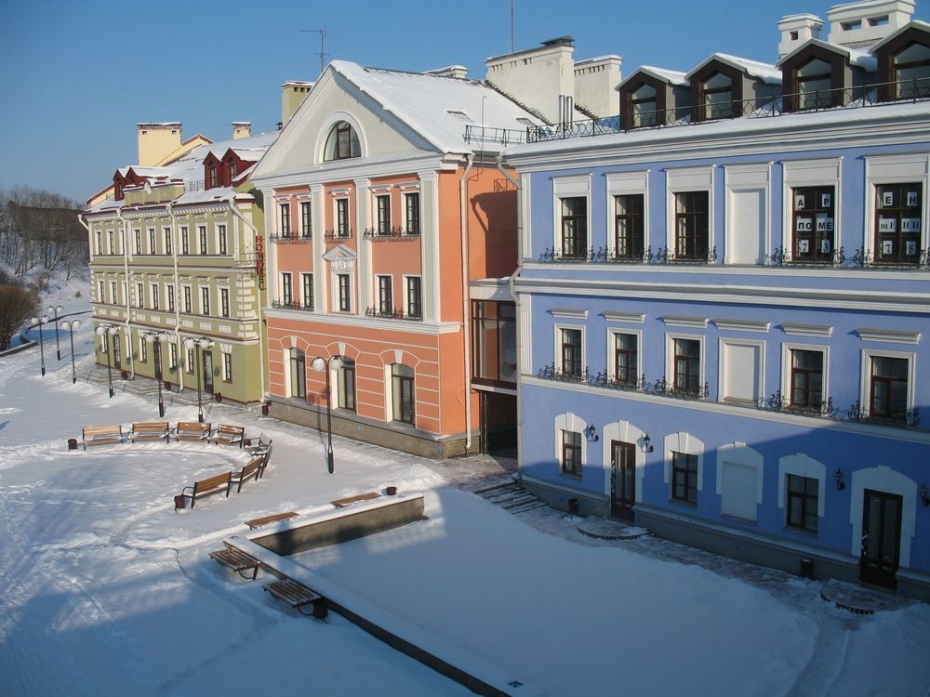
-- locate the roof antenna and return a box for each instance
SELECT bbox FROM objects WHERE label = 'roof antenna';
[300,27,329,76]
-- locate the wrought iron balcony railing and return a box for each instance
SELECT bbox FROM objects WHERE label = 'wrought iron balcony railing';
[270,231,312,243]
[591,370,646,391]
[270,300,314,312]
[847,400,919,428]
[760,390,834,417]
[364,306,423,322]
[324,228,353,241]
[363,226,420,241]
[538,362,590,383]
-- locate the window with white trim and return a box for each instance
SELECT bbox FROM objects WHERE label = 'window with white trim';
[668,335,704,397]
[300,201,312,237]
[337,273,351,312]
[198,225,208,255]
[336,198,350,238]
[611,331,639,387]
[861,350,914,425]
[782,344,828,413]
[218,224,227,255]
[377,275,393,315]
[783,159,840,264]
[404,192,420,235]
[151,283,159,311]
[200,286,210,316]
[376,194,391,234]
[222,352,232,382]
[561,430,582,477]
[279,203,291,235]
[181,226,189,255]
[134,229,142,255]
[281,272,293,306]
[406,276,422,319]
[558,326,584,379]
[301,273,313,310]
[220,288,229,318]
[719,339,763,405]
[148,227,156,255]
[667,167,713,263]
[167,284,175,312]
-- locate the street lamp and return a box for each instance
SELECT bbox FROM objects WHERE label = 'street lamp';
[30,314,50,376]
[60,320,81,384]
[143,331,170,417]
[95,324,119,397]
[311,355,343,474]
[48,305,63,360]
[183,336,214,423]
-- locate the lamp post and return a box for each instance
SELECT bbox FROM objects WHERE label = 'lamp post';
[60,320,81,384]
[30,314,50,376]
[95,324,119,397]
[311,355,343,474]
[184,337,214,423]
[48,305,63,360]
[144,331,170,417]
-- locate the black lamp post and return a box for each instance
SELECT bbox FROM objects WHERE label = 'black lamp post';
[184,337,214,423]
[312,355,343,474]
[48,305,63,360]
[95,324,119,397]
[144,331,169,417]
[30,314,50,376]
[60,319,81,384]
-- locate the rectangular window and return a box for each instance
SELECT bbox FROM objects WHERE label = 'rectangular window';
[136,283,144,309]
[98,280,105,303]
[290,349,306,398]
[392,364,415,424]
[108,230,115,254]
[792,186,835,263]
[560,327,583,378]
[405,192,420,235]
[875,183,922,264]
[181,226,189,255]
[786,474,819,533]
[336,199,350,237]
[95,231,102,256]
[201,287,210,315]
[378,275,393,315]
[377,195,391,234]
[672,451,698,503]
[406,276,422,319]
[302,273,314,310]
[167,284,175,312]
[134,229,142,255]
[561,197,587,258]
[300,201,312,237]
[673,338,701,395]
[339,358,356,411]
[163,227,172,255]
[151,283,159,311]
[198,225,208,255]
[281,273,293,306]
[338,273,351,312]
[223,352,232,382]
[110,281,118,304]
[220,288,229,318]
[561,430,582,476]
[471,301,516,384]
[186,348,195,374]
[614,194,645,260]
[614,333,639,386]
[869,355,909,422]
[280,203,291,235]
[183,286,191,314]
[790,349,823,410]
[140,338,148,363]
[218,224,227,255]
[675,192,709,260]
[169,343,178,370]
[148,228,156,255]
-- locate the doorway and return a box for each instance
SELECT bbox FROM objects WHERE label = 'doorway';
[860,489,902,589]
[202,350,214,395]
[610,440,636,521]
[112,334,121,370]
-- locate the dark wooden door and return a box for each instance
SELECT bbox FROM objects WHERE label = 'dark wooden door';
[610,441,636,521]
[112,334,121,370]
[202,351,214,394]
[860,489,902,589]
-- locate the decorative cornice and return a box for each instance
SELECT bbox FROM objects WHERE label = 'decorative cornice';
[856,327,920,344]
[713,318,771,333]
[662,315,709,328]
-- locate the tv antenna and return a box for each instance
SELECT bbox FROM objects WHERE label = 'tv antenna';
[300,27,329,76]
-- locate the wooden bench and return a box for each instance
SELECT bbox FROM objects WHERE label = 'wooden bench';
[82,424,124,449]
[264,578,327,618]
[207,423,245,448]
[244,511,298,530]
[257,443,273,479]
[128,421,170,443]
[229,455,263,494]
[245,435,272,455]
[180,471,232,508]
[173,421,211,442]
[209,543,263,580]
[332,492,381,508]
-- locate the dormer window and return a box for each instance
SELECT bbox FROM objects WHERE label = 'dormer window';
[631,84,658,128]
[207,164,218,189]
[894,42,930,99]
[797,57,833,109]
[323,121,361,161]
[228,160,238,183]
[700,72,733,120]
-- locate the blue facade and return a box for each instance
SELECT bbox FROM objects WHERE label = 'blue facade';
[507,26,930,598]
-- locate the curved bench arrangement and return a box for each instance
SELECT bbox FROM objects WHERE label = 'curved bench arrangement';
[177,443,274,509]
[79,422,250,449]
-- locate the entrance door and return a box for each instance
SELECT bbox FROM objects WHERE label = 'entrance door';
[610,441,636,521]
[112,334,121,370]
[202,351,214,395]
[860,489,903,589]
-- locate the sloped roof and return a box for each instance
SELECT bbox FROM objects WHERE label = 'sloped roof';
[619,66,690,90]
[689,53,782,84]
[775,38,877,70]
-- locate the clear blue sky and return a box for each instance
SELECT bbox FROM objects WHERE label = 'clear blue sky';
[2,0,927,205]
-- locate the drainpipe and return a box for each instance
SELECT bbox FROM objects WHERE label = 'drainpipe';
[460,154,475,454]
[166,200,184,391]
[229,195,267,401]
[499,153,523,481]
[115,206,134,379]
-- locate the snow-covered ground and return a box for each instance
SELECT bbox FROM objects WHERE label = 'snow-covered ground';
[1,291,929,696]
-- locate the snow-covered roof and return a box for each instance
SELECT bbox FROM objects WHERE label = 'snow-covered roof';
[775,38,878,71]
[689,53,782,85]
[330,60,544,153]
[869,18,930,52]
[619,66,689,90]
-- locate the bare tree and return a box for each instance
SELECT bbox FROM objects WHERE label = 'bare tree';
[0,284,40,351]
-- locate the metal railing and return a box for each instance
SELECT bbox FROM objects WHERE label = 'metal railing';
[270,231,312,243]
[270,300,314,312]
[364,306,423,322]
[362,226,420,241]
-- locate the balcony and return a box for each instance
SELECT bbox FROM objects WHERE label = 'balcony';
[539,245,717,264]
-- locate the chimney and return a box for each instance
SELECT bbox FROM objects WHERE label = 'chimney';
[232,122,251,139]
[426,65,468,79]
[137,122,182,167]
[573,55,623,119]
[281,80,314,125]
[826,0,915,49]
[778,13,824,58]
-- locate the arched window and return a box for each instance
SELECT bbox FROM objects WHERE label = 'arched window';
[323,121,361,161]
[289,348,306,398]
[337,356,356,411]
[391,364,414,424]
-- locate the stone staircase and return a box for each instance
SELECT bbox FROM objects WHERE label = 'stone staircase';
[471,478,548,515]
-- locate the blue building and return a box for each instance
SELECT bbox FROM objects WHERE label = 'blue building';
[506,1,930,600]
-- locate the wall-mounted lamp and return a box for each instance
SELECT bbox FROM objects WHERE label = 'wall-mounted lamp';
[583,424,599,442]
[834,468,846,491]
[920,483,929,507]
[642,434,654,453]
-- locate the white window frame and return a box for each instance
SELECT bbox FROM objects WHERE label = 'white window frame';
[217,223,228,255]
[607,328,642,387]
[403,189,421,235]
[777,453,826,520]
[666,333,705,397]
[150,283,159,311]
[200,285,211,316]
[606,171,649,260]
[782,158,842,261]
[665,166,714,255]
[553,412,592,474]
[860,347,915,420]
[376,274,393,314]
[404,274,422,318]
[335,272,353,313]
[781,342,830,411]
[280,272,293,306]
[552,175,592,252]
[716,442,764,522]
[163,226,172,255]
[663,431,705,502]
[148,227,156,255]
[863,153,929,260]
[197,224,208,255]
[718,338,764,406]
[554,322,585,378]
